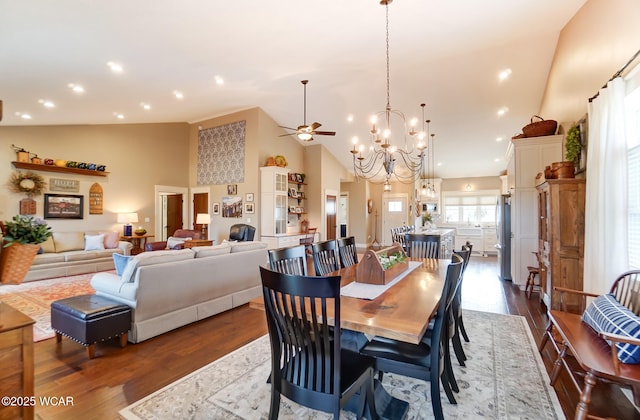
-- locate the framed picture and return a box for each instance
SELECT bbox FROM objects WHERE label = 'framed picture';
[44,193,84,219]
[212,202,220,215]
[245,193,254,202]
[222,196,242,218]
[289,188,298,198]
[296,173,303,183]
[298,191,305,199]
[227,184,237,195]
[244,202,255,214]
[288,173,296,182]
[289,205,297,213]
[296,206,303,214]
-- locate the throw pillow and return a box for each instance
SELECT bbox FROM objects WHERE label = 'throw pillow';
[112,253,133,276]
[166,236,186,249]
[39,236,56,253]
[53,232,85,252]
[582,293,640,364]
[84,233,106,251]
[103,231,120,249]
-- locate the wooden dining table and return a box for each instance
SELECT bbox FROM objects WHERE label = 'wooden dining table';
[249,257,450,344]
[249,257,451,419]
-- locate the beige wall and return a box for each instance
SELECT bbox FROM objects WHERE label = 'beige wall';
[0,123,189,234]
[540,0,640,126]
[188,107,304,243]
[441,176,501,193]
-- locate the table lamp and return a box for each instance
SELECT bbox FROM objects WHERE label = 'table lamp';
[117,212,138,236]
[195,213,211,238]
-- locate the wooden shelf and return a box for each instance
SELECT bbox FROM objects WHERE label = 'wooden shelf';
[12,161,109,177]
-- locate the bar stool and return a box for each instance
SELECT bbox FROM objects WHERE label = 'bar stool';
[525,251,541,299]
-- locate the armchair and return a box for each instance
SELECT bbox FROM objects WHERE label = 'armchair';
[144,229,202,251]
[229,224,255,241]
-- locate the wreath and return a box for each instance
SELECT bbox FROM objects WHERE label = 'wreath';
[8,171,46,197]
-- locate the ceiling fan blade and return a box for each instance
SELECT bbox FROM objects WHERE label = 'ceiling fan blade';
[278,133,295,137]
[309,122,322,131]
[278,125,298,131]
[313,131,336,136]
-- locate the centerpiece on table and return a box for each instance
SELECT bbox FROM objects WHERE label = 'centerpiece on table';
[0,215,53,284]
[356,244,408,285]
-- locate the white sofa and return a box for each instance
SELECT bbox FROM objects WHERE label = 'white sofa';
[90,241,269,343]
[24,231,132,282]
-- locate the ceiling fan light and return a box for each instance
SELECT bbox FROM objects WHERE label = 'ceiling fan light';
[297,132,313,141]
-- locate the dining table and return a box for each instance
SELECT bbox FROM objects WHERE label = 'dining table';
[249,257,451,420]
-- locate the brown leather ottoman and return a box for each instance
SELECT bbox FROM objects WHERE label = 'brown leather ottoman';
[51,294,132,359]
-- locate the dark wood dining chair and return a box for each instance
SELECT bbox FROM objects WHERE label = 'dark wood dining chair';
[450,246,472,368]
[268,245,308,275]
[337,236,358,268]
[405,233,440,259]
[311,240,340,276]
[300,227,317,255]
[259,266,377,420]
[359,254,464,420]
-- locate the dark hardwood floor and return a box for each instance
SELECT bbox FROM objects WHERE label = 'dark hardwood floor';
[29,255,639,419]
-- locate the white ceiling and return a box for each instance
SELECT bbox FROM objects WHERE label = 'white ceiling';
[0,0,587,180]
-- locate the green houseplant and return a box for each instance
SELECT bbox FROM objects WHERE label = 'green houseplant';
[565,124,582,163]
[1,215,52,284]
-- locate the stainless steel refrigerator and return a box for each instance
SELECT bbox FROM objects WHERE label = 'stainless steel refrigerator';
[496,194,512,281]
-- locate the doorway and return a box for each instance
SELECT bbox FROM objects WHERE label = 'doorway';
[339,193,349,238]
[326,194,337,240]
[381,193,408,246]
[155,185,189,241]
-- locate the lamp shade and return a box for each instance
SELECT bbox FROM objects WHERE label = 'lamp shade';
[117,212,139,224]
[196,213,211,225]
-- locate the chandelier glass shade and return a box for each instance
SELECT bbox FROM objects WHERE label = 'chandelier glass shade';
[351,0,432,188]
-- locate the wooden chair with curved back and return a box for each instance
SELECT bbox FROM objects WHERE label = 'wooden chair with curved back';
[405,233,440,259]
[259,266,377,419]
[337,236,358,268]
[268,245,308,275]
[311,240,340,276]
[300,227,318,255]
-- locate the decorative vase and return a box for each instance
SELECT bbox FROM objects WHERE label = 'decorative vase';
[0,242,40,284]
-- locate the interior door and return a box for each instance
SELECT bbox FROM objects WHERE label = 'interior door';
[193,192,208,231]
[166,194,183,240]
[382,194,408,246]
[326,194,337,240]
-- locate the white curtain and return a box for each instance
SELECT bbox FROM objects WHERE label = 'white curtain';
[584,77,628,294]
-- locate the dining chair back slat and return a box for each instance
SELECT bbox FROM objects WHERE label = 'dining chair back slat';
[337,236,359,268]
[312,240,341,276]
[268,245,308,276]
[405,233,440,259]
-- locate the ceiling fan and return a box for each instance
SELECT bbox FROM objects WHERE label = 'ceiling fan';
[279,80,336,142]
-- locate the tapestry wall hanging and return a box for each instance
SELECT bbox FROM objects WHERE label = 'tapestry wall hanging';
[197,121,246,185]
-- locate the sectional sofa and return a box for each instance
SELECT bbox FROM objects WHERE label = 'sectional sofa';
[90,241,269,343]
[24,231,132,282]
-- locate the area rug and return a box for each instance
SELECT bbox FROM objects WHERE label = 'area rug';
[119,310,565,419]
[0,272,106,341]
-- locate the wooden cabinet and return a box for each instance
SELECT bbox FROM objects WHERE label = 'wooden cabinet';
[506,135,563,287]
[536,179,585,312]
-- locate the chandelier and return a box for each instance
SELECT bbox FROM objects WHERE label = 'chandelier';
[351,0,429,192]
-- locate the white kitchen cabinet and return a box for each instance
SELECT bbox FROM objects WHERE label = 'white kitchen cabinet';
[506,135,562,286]
[454,227,483,255]
[260,166,289,237]
[482,228,497,255]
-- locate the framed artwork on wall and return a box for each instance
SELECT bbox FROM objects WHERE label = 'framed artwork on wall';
[245,193,254,202]
[227,184,237,195]
[44,194,84,219]
[244,203,255,214]
[212,202,220,215]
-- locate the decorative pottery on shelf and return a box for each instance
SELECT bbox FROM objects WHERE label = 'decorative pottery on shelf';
[134,228,147,236]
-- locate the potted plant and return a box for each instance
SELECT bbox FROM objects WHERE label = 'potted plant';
[565,124,582,164]
[0,215,52,284]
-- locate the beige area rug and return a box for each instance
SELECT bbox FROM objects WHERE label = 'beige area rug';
[0,272,111,341]
[120,310,565,419]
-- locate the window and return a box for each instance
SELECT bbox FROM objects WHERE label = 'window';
[442,191,499,225]
[388,200,403,212]
[625,82,640,268]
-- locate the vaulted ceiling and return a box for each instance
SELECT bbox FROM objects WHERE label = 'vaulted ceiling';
[0,0,587,179]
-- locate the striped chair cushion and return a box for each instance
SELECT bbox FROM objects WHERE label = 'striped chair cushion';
[582,293,640,364]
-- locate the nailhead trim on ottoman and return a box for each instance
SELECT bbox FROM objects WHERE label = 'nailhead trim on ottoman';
[51,294,132,359]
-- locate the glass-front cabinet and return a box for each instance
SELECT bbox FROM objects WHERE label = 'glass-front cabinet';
[261,166,289,236]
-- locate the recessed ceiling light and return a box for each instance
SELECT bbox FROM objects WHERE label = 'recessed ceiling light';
[15,112,32,120]
[437,162,443,167]
[499,68,512,81]
[38,99,55,108]
[68,83,85,94]
[173,90,184,99]
[107,61,123,73]
[140,102,151,110]
[497,107,509,117]
[214,76,224,85]
[494,158,501,162]
[347,114,354,122]
[496,137,503,142]
[113,112,125,119]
